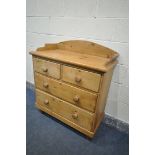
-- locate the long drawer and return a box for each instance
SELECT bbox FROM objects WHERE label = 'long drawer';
[33,58,60,79]
[36,89,95,131]
[35,72,97,112]
[62,65,101,92]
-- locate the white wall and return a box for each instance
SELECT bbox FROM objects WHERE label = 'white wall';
[26,0,129,123]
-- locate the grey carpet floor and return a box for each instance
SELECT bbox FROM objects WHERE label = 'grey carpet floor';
[26,87,129,155]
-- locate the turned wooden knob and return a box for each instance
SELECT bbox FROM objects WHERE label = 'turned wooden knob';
[43,82,48,88]
[42,67,48,72]
[75,76,81,82]
[72,112,78,119]
[73,95,79,102]
[44,99,49,105]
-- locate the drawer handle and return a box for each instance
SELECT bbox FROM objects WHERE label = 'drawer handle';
[73,95,79,102]
[43,82,49,88]
[44,99,49,105]
[42,67,48,72]
[75,76,81,83]
[72,112,78,119]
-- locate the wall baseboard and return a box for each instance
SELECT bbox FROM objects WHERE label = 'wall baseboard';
[26,81,35,90]
[26,81,129,134]
[104,114,129,134]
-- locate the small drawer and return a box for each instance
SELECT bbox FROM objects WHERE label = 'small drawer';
[36,89,95,131]
[33,58,60,79]
[35,73,97,112]
[62,65,101,92]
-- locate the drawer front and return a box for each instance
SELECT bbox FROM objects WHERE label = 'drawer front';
[36,89,94,131]
[35,73,97,112]
[62,65,101,92]
[33,58,60,79]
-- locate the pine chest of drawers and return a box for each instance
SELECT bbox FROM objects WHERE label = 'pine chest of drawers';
[30,40,119,138]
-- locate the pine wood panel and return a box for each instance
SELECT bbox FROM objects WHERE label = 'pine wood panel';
[57,40,118,58]
[33,57,60,79]
[31,49,117,72]
[34,40,118,58]
[62,65,101,92]
[94,69,114,129]
[36,89,95,131]
[35,72,97,112]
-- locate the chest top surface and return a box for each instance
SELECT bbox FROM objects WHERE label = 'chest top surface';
[30,40,119,72]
